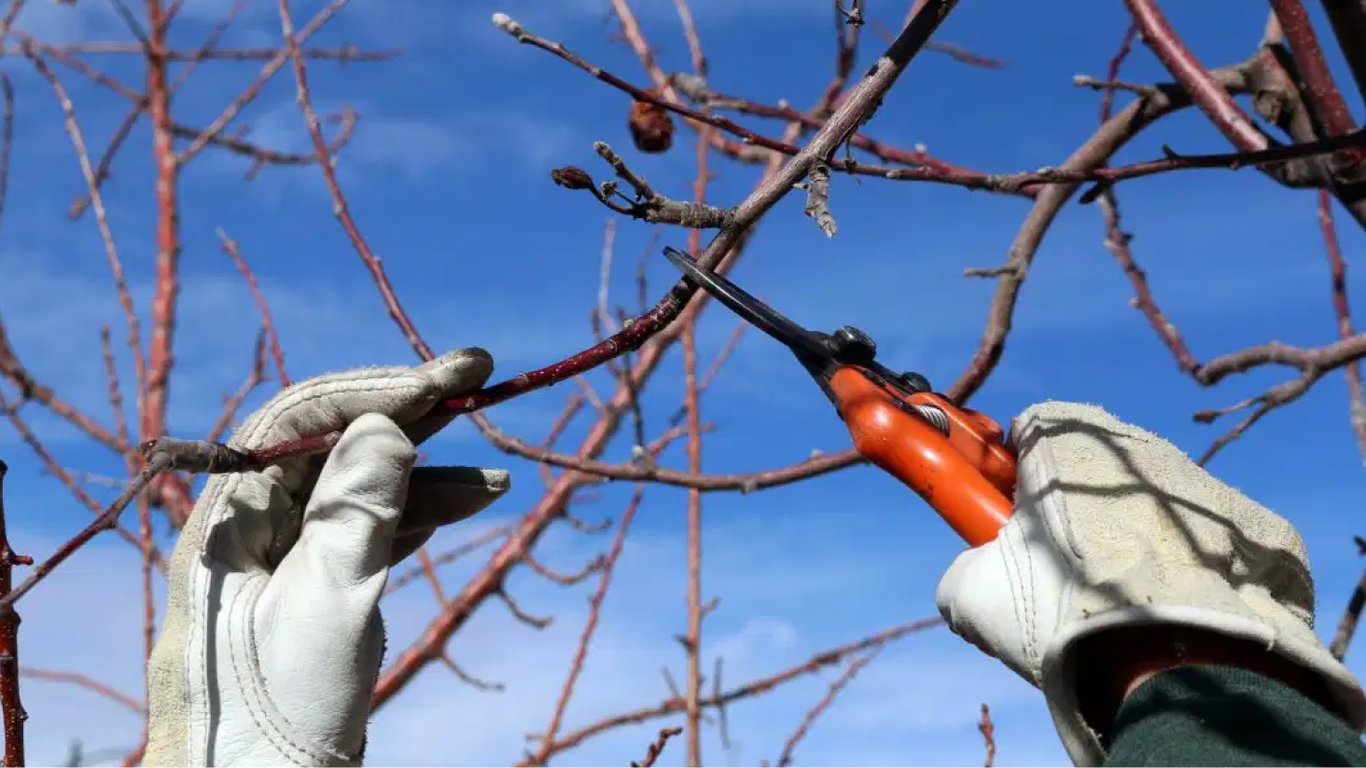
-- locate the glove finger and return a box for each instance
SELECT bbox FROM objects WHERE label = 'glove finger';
[274,413,415,590]
[402,350,499,446]
[389,529,434,566]
[231,347,493,451]
[389,466,510,565]
[399,466,510,531]
[935,544,1019,669]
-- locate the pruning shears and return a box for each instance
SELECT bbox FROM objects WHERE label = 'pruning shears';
[663,247,1016,547]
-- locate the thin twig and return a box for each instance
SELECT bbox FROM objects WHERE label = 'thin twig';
[632,727,683,768]
[1332,537,1366,659]
[1098,191,1197,372]
[178,0,356,165]
[776,649,881,766]
[0,319,126,455]
[437,654,503,692]
[1099,24,1138,122]
[19,667,142,715]
[1123,0,1268,151]
[26,51,148,438]
[494,13,1006,195]
[0,391,163,566]
[280,0,433,361]
[531,618,942,760]
[530,487,643,764]
[979,703,996,767]
[219,232,289,387]
[0,450,171,614]
[99,327,134,475]
[383,525,511,596]
[1319,190,1366,471]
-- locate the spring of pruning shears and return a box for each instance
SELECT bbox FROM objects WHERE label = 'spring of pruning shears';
[663,247,1016,547]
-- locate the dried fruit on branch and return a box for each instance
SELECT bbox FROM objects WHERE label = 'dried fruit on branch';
[628,92,674,154]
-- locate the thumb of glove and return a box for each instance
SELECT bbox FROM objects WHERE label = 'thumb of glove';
[252,413,415,761]
[935,506,1073,690]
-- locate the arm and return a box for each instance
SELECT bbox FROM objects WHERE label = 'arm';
[935,401,1366,766]
[1081,627,1366,765]
[1108,665,1366,766]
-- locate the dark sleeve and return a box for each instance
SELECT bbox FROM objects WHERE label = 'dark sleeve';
[1105,665,1366,767]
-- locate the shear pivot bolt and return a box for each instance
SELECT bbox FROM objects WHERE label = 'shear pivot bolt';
[831,326,876,364]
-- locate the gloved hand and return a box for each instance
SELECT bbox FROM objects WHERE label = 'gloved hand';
[936,401,1366,766]
[145,348,510,767]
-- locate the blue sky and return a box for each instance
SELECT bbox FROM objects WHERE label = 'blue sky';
[2,0,1366,765]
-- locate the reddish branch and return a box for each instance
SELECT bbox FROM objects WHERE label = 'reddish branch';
[143,0,181,454]
[1319,190,1366,471]
[137,490,155,685]
[1267,0,1359,149]
[0,461,32,766]
[1100,25,1138,123]
[1123,0,1268,151]
[682,108,713,765]
[632,727,683,768]
[152,418,864,492]
[682,318,705,765]
[979,703,996,767]
[1318,0,1366,107]
[949,127,1363,195]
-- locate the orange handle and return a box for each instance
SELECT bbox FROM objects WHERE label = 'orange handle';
[829,367,1015,547]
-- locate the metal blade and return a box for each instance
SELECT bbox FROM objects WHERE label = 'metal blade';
[663,247,831,359]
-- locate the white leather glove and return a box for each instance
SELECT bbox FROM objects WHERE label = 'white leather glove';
[936,401,1366,766]
[145,348,510,766]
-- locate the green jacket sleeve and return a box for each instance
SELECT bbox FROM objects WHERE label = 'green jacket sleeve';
[1105,665,1366,767]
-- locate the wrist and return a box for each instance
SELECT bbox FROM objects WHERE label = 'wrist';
[1075,625,1331,740]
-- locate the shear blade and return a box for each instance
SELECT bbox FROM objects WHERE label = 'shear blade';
[663,247,831,360]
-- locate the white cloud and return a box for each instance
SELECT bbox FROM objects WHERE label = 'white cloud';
[346,117,464,180]
[711,617,800,665]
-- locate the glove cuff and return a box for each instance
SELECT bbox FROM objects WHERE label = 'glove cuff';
[1041,605,1366,766]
